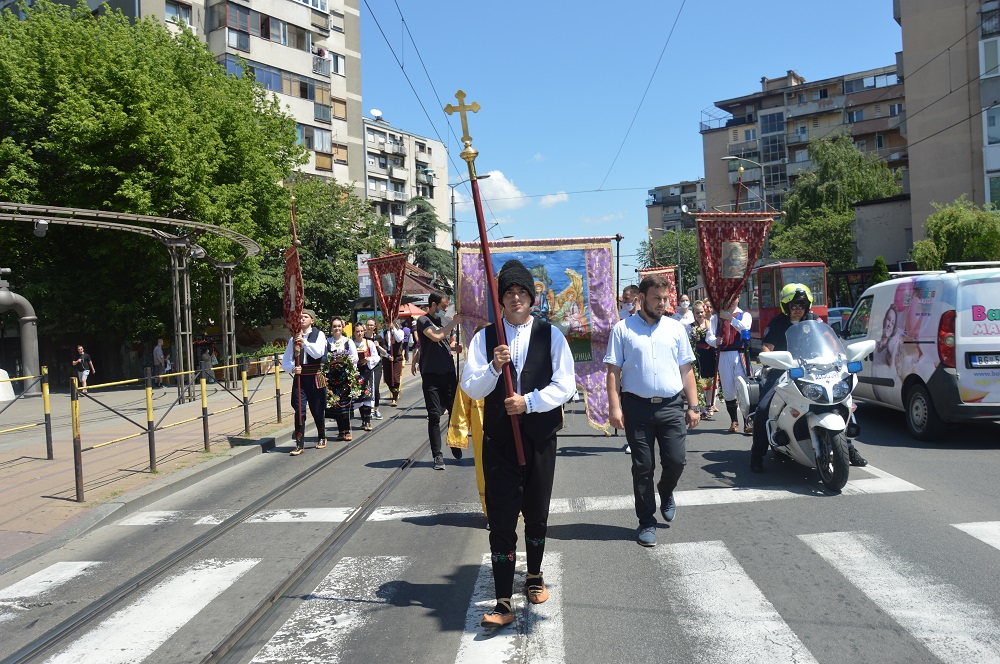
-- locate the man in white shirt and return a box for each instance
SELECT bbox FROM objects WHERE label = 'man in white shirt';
[605,274,700,548]
[461,260,575,629]
[281,310,328,455]
[706,300,753,434]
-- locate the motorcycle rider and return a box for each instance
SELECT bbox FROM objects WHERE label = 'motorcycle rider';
[750,283,868,473]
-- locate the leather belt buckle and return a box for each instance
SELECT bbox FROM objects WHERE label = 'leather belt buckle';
[650,397,663,404]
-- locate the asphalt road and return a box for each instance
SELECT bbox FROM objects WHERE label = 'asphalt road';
[2,394,1000,664]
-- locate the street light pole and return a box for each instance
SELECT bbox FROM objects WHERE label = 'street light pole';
[614,233,623,301]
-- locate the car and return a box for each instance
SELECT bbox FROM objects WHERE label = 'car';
[826,307,853,335]
[841,267,1000,440]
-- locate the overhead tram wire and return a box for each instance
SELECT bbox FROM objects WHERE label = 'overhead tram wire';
[364,0,505,242]
[596,0,687,191]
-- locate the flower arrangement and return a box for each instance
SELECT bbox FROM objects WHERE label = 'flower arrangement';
[324,339,362,405]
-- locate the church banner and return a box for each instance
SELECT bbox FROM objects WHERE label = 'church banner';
[457,237,618,433]
[637,265,678,312]
[366,252,408,324]
[695,212,773,311]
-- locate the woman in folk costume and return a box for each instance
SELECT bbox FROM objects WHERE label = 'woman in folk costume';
[461,260,576,629]
[325,317,359,441]
[353,325,380,431]
[706,297,753,433]
[385,320,406,407]
[280,310,328,456]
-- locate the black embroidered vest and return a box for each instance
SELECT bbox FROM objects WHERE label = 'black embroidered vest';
[484,319,564,442]
[299,327,325,375]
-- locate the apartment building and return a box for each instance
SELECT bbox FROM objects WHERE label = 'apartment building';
[645,179,706,238]
[12,0,366,186]
[362,116,450,252]
[895,0,999,240]
[700,67,907,215]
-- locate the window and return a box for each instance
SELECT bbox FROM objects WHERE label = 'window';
[987,107,1000,145]
[795,149,808,162]
[874,104,882,118]
[760,111,784,135]
[761,135,785,163]
[845,297,873,339]
[329,10,345,32]
[875,134,885,149]
[744,128,757,141]
[983,38,1000,77]
[990,176,1000,208]
[855,140,867,152]
[797,93,806,104]
[287,24,310,52]
[313,56,330,76]
[812,118,819,128]
[759,272,774,308]
[847,109,864,123]
[296,124,331,153]
[228,28,250,51]
[811,89,827,101]
[314,103,331,123]
[764,165,787,187]
[314,152,332,171]
[417,184,431,198]
[889,103,903,116]
[732,129,739,142]
[331,98,347,120]
[416,142,427,153]
[844,73,898,93]
[331,53,346,76]
[367,153,376,166]
[165,0,192,26]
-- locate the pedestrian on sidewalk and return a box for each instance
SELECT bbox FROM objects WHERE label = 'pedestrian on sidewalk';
[461,260,576,628]
[72,345,95,393]
[417,292,463,470]
[353,325,379,431]
[152,338,165,388]
[281,310,328,456]
[325,317,358,441]
[605,273,701,548]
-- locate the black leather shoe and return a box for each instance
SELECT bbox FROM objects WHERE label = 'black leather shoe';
[848,446,868,467]
[660,494,676,522]
[450,446,463,459]
[750,457,764,473]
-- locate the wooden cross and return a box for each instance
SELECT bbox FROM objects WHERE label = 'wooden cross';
[444,90,480,146]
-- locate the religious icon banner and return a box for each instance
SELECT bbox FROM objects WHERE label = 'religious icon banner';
[637,265,678,313]
[366,253,408,324]
[457,237,618,433]
[282,244,304,337]
[695,212,773,312]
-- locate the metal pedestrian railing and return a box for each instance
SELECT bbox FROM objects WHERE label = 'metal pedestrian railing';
[0,366,54,459]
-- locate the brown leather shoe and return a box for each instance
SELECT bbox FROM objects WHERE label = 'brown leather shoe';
[480,599,514,628]
[343,432,352,441]
[526,574,548,604]
[728,422,739,433]
[315,440,327,449]
[289,448,303,456]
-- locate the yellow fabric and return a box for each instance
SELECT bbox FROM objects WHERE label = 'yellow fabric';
[448,385,486,517]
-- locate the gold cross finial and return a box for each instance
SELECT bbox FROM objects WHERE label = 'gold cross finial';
[444,90,480,146]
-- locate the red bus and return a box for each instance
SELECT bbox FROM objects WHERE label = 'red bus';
[739,261,830,352]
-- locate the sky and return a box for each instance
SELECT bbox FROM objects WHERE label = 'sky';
[359,0,903,275]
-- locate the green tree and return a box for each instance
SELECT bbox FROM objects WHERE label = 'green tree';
[403,196,453,293]
[770,133,902,273]
[638,229,700,294]
[0,0,304,337]
[869,255,890,286]
[912,196,1000,270]
[240,177,388,324]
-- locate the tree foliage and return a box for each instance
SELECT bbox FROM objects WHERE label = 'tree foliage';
[403,196,453,293]
[869,255,890,285]
[638,229,700,293]
[912,196,1000,270]
[0,0,305,337]
[770,133,902,273]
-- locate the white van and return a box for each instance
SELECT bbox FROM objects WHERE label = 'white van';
[841,266,1000,440]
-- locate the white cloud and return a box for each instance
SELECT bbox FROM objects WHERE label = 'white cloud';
[452,170,526,213]
[538,192,569,208]
[533,153,545,162]
[581,211,625,226]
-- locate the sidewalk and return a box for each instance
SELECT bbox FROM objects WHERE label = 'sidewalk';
[0,374,306,572]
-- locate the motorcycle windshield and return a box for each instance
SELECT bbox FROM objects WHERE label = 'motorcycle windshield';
[785,319,844,365]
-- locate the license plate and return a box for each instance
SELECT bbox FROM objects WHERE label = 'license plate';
[970,354,1000,367]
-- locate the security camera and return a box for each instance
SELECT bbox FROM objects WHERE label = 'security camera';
[33,220,49,237]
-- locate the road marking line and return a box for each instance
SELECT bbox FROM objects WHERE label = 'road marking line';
[0,562,101,624]
[246,508,356,523]
[115,511,187,526]
[44,558,259,664]
[954,521,1000,552]
[456,552,564,664]
[250,556,410,664]
[653,541,817,664]
[800,531,1000,664]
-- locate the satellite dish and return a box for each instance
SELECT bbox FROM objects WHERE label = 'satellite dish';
[370,108,382,120]
[681,204,689,214]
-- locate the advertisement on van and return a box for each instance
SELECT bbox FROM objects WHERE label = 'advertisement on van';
[957,274,1000,404]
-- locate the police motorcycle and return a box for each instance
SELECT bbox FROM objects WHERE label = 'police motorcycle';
[736,320,875,491]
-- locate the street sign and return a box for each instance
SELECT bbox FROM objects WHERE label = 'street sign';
[357,253,372,298]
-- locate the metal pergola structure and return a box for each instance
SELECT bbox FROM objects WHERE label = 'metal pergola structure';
[0,202,260,400]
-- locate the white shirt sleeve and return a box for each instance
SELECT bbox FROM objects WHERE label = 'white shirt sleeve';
[460,330,501,400]
[281,336,295,375]
[603,320,625,367]
[731,310,752,333]
[524,330,576,414]
[366,340,381,369]
[706,315,719,348]
[391,328,404,343]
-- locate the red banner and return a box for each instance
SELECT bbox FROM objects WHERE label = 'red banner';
[282,245,304,337]
[366,252,408,322]
[695,212,772,312]
[637,265,678,313]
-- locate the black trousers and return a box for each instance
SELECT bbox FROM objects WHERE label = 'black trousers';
[371,361,383,409]
[484,426,558,602]
[622,393,687,528]
[421,372,457,457]
[752,370,782,461]
[291,374,326,445]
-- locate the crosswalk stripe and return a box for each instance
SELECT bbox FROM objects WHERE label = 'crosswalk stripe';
[0,562,101,624]
[250,556,410,664]
[246,508,356,523]
[44,558,259,664]
[800,532,1000,664]
[953,521,1000,552]
[455,552,564,664]
[653,541,817,664]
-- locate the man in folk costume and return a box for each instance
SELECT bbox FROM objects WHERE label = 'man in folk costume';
[461,260,576,628]
[281,309,328,455]
[706,299,753,434]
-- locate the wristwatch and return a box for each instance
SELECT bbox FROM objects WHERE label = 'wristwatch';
[687,406,700,414]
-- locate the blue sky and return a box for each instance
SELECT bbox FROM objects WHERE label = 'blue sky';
[359,1,903,272]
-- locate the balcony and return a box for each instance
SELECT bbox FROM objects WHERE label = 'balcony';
[727,140,759,157]
[312,56,331,76]
[786,159,814,177]
[367,189,388,200]
[388,165,408,180]
[785,95,846,119]
[416,171,434,185]
[729,167,761,185]
[862,146,908,162]
[786,131,810,145]
[662,211,683,224]
[387,190,409,202]
[385,142,407,156]
[849,115,893,135]
[646,194,681,207]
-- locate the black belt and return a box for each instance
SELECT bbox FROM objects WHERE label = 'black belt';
[623,392,681,405]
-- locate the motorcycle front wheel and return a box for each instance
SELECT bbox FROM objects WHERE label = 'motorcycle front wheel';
[815,429,850,491]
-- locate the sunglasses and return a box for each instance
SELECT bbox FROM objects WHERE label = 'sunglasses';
[790,304,805,309]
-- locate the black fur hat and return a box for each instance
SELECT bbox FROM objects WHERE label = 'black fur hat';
[497,260,536,305]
